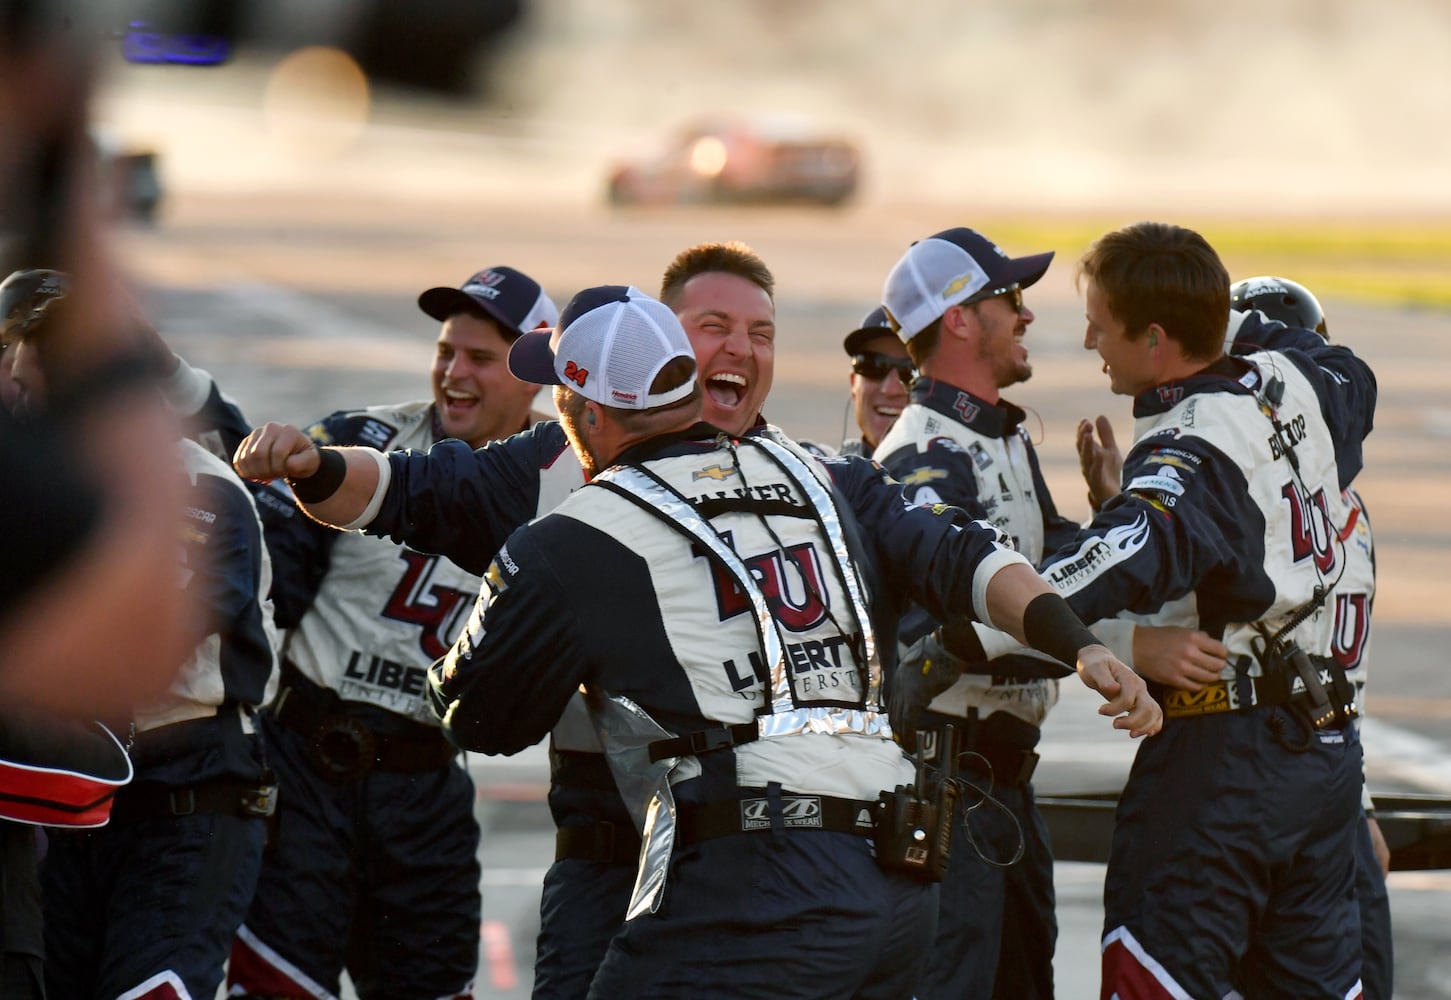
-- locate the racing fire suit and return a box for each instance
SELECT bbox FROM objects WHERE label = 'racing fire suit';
[1232,315,1391,999]
[1335,487,1392,1000]
[42,438,278,1000]
[874,379,1081,999]
[1040,315,1376,999]
[428,424,1035,1000]
[228,402,494,1000]
[350,417,608,999]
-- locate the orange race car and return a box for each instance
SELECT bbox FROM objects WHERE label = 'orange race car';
[607,114,861,208]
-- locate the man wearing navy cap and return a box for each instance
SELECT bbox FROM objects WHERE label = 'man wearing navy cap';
[426,285,1156,1000]
[227,266,558,1000]
[841,305,914,458]
[875,227,1081,1000]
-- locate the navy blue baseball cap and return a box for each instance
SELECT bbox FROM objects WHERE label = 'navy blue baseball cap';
[843,305,895,356]
[882,228,1053,342]
[418,266,558,340]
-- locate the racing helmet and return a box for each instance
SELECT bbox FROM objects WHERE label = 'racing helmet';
[1230,275,1327,336]
[0,268,69,340]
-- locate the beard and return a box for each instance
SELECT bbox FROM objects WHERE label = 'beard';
[555,386,604,478]
[1001,357,1033,388]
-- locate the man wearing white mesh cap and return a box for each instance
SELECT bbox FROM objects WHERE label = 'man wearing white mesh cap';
[875,227,1080,1000]
[426,284,1157,999]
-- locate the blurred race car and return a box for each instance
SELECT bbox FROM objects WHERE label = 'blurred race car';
[90,126,163,224]
[607,115,860,207]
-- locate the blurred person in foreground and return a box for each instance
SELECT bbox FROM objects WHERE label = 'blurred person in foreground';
[424,285,1159,999]
[0,11,192,721]
[227,267,557,1000]
[2,16,194,994]
[1078,274,1392,999]
[873,228,1080,999]
[840,304,912,458]
[1057,224,1375,998]
[3,269,281,999]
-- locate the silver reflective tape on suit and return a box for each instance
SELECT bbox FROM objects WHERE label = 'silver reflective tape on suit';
[582,687,685,920]
[748,434,883,711]
[601,458,888,742]
[551,690,605,753]
[606,467,785,708]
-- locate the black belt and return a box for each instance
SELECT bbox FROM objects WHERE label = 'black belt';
[648,721,757,762]
[675,794,879,846]
[956,745,1039,787]
[554,821,642,865]
[271,664,457,780]
[919,712,1040,787]
[108,776,277,826]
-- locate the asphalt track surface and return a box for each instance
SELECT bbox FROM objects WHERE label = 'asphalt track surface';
[125,195,1451,999]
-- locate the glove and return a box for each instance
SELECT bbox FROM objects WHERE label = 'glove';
[889,628,966,753]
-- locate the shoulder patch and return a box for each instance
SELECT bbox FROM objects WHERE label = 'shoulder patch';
[493,543,520,581]
[927,435,967,455]
[900,466,948,488]
[356,418,397,450]
[1126,472,1186,497]
[911,486,945,507]
[1145,448,1201,471]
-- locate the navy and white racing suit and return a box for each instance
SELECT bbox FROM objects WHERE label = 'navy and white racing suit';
[361,416,905,998]
[228,403,509,1000]
[428,425,1035,1000]
[1334,487,1392,1000]
[1233,316,1392,1000]
[875,379,1081,1000]
[346,417,616,999]
[42,438,278,1000]
[1038,315,1377,999]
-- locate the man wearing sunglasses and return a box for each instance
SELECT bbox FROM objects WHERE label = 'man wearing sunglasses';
[875,227,1082,1000]
[842,305,914,458]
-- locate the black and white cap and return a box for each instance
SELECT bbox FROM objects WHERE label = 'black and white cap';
[882,228,1053,342]
[508,285,696,411]
[417,266,558,340]
[843,305,895,356]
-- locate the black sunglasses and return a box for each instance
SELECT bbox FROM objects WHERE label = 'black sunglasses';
[964,284,1023,314]
[852,352,916,381]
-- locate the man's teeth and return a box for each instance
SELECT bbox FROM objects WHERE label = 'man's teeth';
[706,373,747,405]
[877,407,902,417]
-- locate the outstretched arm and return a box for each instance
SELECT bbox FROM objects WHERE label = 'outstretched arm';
[233,421,383,529]
[982,563,1162,738]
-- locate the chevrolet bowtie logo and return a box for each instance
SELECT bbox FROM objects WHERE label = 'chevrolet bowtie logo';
[943,273,978,298]
[693,465,737,482]
[900,467,948,487]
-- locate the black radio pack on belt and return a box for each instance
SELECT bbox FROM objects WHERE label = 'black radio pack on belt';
[874,723,959,883]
